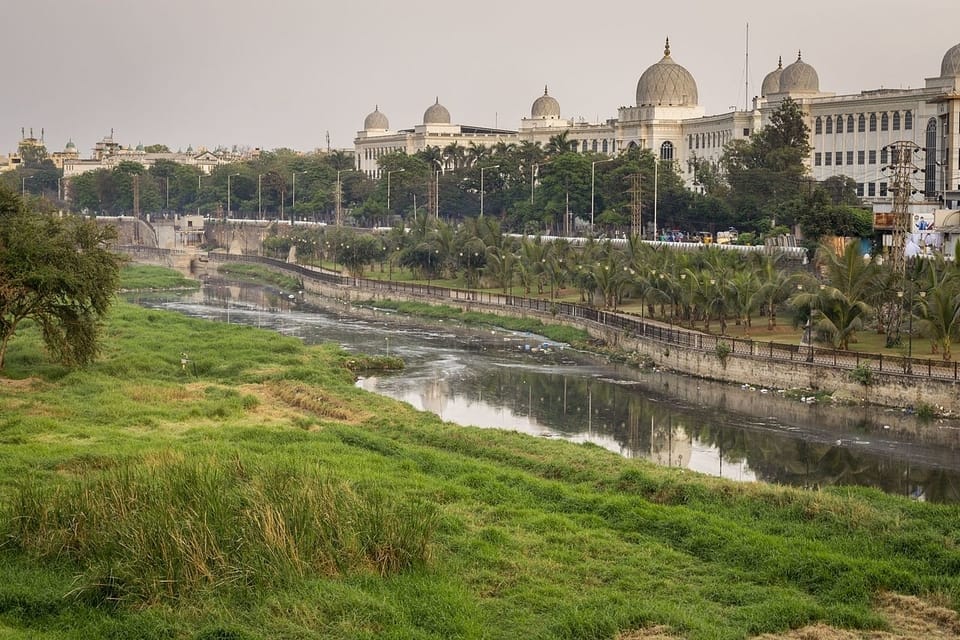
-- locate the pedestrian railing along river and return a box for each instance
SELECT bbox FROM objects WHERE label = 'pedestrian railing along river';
[127,247,959,383]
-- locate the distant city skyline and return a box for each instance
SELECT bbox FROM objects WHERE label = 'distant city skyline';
[4,0,958,157]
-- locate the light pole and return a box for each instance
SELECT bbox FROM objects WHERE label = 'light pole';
[387,168,405,213]
[653,156,659,241]
[227,173,240,218]
[480,164,499,218]
[165,177,170,211]
[21,176,31,197]
[58,175,67,202]
[291,170,306,217]
[591,158,614,229]
[257,174,263,220]
[531,160,552,206]
[197,174,203,216]
[335,169,354,226]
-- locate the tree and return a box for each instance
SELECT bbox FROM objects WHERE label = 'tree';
[0,187,123,369]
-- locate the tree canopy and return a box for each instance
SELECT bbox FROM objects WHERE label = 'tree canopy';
[0,186,123,368]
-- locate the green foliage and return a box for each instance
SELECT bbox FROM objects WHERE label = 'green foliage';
[0,187,124,368]
[715,340,732,366]
[849,364,873,386]
[120,265,200,291]
[215,263,301,291]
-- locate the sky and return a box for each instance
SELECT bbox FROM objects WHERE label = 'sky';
[4,0,959,158]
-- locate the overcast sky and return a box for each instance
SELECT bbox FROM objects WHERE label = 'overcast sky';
[4,0,958,157]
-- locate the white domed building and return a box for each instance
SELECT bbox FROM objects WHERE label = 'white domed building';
[355,39,960,210]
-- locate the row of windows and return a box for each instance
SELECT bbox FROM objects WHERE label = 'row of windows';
[687,130,733,150]
[363,146,403,161]
[855,182,889,197]
[574,139,612,153]
[815,111,913,135]
[814,148,898,167]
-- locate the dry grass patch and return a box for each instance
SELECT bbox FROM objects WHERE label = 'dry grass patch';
[264,380,370,424]
[616,626,681,639]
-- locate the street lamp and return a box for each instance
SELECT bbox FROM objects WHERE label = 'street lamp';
[58,175,67,202]
[197,174,203,215]
[531,160,552,206]
[653,156,659,241]
[591,158,614,229]
[21,176,32,197]
[291,170,306,216]
[335,169,355,226]
[479,164,499,218]
[387,168,405,212]
[258,174,263,220]
[227,173,240,218]
[165,177,170,211]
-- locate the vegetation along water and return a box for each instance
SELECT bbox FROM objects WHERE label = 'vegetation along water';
[0,264,959,639]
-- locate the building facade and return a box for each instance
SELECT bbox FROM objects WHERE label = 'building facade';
[355,39,960,209]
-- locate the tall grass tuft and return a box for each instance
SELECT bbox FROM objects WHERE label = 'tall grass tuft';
[1,456,437,606]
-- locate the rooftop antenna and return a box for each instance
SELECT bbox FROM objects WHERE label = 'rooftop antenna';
[744,22,749,111]
[326,130,330,152]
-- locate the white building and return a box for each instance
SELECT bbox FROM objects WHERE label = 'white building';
[355,39,960,209]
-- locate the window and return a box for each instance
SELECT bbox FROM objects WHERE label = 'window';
[695,134,699,149]
[825,116,833,134]
[848,115,855,132]
[743,128,750,136]
[815,117,823,134]
[868,183,876,196]
[881,113,889,131]
[879,182,888,197]
[893,112,901,131]
[869,150,877,164]
[688,135,693,149]
[836,151,843,165]
[847,151,854,165]
[856,183,864,197]
[926,118,938,197]
[858,114,866,132]
[858,150,865,165]
[837,116,844,134]
[905,110,913,130]
[815,152,822,166]
[660,141,674,162]
[592,140,598,152]
[880,147,888,164]
[602,139,609,153]
[825,153,832,166]
[869,114,877,131]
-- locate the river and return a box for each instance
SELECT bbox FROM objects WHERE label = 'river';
[129,280,960,503]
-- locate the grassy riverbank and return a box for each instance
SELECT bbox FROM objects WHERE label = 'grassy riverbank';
[1,300,959,639]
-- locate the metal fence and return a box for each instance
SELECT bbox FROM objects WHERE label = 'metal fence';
[198,251,960,382]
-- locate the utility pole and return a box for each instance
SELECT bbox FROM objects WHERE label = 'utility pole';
[630,173,642,239]
[884,140,921,347]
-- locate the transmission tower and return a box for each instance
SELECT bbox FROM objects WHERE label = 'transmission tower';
[629,173,642,238]
[884,140,922,277]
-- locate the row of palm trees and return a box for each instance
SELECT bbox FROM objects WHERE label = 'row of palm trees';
[285,219,960,359]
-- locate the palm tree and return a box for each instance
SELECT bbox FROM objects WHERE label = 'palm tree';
[466,142,490,168]
[443,142,466,170]
[754,253,796,330]
[545,131,577,156]
[484,247,517,293]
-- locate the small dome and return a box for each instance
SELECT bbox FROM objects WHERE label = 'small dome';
[186,144,194,153]
[65,139,76,151]
[531,85,561,118]
[636,38,699,107]
[423,97,451,124]
[364,105,389,130]
[779,51,819,94]
[761,57,783,96]
[136,142,144,152]
[942,43,960,77]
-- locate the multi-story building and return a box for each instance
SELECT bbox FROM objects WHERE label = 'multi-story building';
[354,39,960,209]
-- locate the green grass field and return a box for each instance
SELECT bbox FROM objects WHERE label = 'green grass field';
[1,273,958,638]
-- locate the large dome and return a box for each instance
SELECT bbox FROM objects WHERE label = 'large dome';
[942,43,960,77]
[761,57,783,96]
[423,97,451,124]
[531,85,561,118]
[364,105,389,130]
[779,51,819,93]
[636,38,698,107]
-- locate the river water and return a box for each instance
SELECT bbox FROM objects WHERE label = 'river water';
[130,281,960,503]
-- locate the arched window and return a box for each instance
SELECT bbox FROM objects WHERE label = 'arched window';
[602,139,609,153]
[695,134,700,149]
[926,118,938,197]
[688,135,693,150]
[892,112,901,131]
[660,141,674,162]
[836,116,844,134]
[815,117,823,134]
[858,114,866,133]
[847,115,854,132]
[825,116,833,134]
[905,110,913,130]
[592,140,598,152]
[881,113,889,131]
[869,114,877,132]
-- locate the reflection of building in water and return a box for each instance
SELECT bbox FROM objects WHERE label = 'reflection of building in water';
[648,416,692,468]
[420,376,449,417]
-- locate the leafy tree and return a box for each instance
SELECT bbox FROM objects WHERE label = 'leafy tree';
[0,187,123,368]
[143,144,171,153]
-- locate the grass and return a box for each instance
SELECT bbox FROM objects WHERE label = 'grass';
[120,265,201,291]
[0,297,959,638]
[215,263,302,291]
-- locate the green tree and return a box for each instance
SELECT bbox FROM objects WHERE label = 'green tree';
[0,187,123,368]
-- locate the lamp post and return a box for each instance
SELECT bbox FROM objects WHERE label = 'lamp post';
[58,175,67,202]
[291,170,306,217]
[591,158,614,230]
[335,169,354,226]
[21,176,31,197]
[479,164,499,218]
[653,156,659,241]
[387,168,404,213]
[257,174,263,220]
[197,174,203,216]
[165,177,170,212]
[227,173,240,218]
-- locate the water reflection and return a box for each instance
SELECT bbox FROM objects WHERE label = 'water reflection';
[129,280,960,503]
